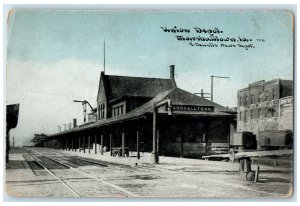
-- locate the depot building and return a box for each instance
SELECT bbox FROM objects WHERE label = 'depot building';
[44,65,236,162]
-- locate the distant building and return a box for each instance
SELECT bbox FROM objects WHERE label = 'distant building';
[230,107,237,112]
[31,133,47,147]
[237,79,293,136]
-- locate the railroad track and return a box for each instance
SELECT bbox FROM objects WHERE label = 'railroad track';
[25,148,285,198]
[25,151,235,197]
[28,154,81,197]
[26,152,139,197]
[28,148,142,173]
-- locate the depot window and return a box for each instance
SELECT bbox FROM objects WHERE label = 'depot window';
[112,103,125,117]
[98,103,105,120]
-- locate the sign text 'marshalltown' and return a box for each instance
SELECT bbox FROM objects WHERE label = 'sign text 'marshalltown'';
[172,105,214,112]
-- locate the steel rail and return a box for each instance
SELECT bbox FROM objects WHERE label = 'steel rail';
[28,148,283,197]
[28,154,81,197]
[30,151,138,197]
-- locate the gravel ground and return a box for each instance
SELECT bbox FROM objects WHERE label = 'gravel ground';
[5,147,293,198]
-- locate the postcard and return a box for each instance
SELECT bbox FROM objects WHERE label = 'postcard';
[5,9,294,198]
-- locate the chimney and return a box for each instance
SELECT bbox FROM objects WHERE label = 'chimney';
[169,65,177,87]
[73,118,77,128]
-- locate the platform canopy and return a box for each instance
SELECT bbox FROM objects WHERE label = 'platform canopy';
[47,87,236,139]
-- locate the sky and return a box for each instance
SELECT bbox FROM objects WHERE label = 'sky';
[6,10,293,146]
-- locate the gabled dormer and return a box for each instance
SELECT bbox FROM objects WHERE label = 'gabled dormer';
[96,65,177,120]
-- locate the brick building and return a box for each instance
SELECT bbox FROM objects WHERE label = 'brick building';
[278,96,293,130]
[237,79,293,136]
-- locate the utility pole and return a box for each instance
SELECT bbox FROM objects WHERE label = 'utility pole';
[210,75,230,102]
[194,89,210,99]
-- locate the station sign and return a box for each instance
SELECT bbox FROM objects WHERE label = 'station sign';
[172,105,214,112]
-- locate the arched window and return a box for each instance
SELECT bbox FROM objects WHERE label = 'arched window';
[102,103,105,119]
[98,103,106,119]
[98,105,101,119]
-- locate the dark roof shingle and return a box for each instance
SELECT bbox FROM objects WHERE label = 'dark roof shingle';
[105,75,174,100]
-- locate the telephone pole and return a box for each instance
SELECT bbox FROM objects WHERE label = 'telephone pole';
[194,89,210,99]
[210,75,230,102]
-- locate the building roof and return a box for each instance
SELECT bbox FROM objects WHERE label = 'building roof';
[128,87,232,113]
[47,88,235,138]
[238,78,293,92]
[166,88,231,111]
[103,74,175,101]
